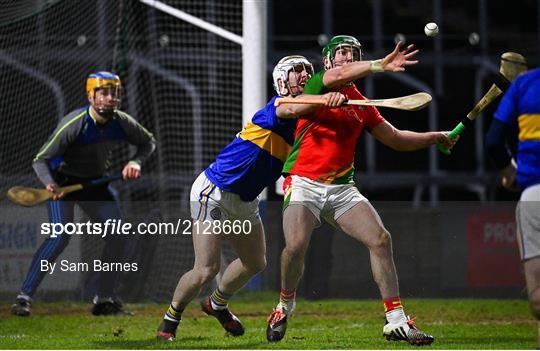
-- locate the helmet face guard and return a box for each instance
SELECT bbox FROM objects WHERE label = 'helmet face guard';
[322,35,363,69]
[86,71,122,118]
[272,55,314,97]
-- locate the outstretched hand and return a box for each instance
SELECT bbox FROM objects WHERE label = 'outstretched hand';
[381,41,419,72]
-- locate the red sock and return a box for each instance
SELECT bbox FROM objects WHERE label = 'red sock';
[383,296,403,313]
[280,288,296,302]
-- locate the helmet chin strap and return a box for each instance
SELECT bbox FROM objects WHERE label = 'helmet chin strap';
[288,85,302,97]
[97,107,116,119]
[92,94,119,120]
[287,78,302,97]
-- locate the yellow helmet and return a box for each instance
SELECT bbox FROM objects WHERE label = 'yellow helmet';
[86,71,122,118]
[86,71,121,97]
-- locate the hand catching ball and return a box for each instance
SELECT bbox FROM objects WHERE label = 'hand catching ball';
[424,22,439,37]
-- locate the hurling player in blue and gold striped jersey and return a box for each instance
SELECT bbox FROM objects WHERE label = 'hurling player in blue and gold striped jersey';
[488,67,540,190]
[156,56,346,341]
[486,62,540,347]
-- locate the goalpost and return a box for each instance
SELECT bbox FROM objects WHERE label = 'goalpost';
[241,0,267,126]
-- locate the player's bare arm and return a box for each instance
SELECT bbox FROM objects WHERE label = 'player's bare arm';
[276,92,346,118]
[370,121,457,151]
[323,41,419,88]
[322,61,372,88]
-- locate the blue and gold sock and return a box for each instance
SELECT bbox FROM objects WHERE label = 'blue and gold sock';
[162,304,183,332]
[210,288,233,310]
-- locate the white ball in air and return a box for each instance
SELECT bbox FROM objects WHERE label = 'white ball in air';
[424,22,439,37]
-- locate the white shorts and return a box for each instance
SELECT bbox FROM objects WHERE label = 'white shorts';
[517,183,540,261]
[190,171,260,223]
[283,175,368,226]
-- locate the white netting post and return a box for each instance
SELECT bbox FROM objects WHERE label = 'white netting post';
[242,0,267,126]
[243,0,267,199]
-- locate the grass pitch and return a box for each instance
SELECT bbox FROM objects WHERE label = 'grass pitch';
[0,292,534,349]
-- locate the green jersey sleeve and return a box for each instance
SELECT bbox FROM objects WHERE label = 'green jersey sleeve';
[303,70,328,95]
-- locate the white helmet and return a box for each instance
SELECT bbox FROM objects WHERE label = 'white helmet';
[272,55,314,96]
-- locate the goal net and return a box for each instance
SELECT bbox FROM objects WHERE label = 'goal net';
[0,0,244,301]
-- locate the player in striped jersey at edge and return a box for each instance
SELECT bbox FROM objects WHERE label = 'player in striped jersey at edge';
[10,71,156,317]
[485,63,540,348]
[266,35,456,345]
[156,56,346,341]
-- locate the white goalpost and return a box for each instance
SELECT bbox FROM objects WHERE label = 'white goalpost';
[242,0,267,126]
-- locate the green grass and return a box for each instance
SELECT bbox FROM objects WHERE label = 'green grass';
[0,292,535,349]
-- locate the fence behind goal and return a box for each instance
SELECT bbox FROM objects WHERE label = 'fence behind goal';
[0,0,243,301]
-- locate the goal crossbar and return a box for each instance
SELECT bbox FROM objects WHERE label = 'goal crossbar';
[139,0,244,45]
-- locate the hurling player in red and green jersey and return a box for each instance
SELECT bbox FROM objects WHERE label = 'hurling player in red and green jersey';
[267,35,457,345]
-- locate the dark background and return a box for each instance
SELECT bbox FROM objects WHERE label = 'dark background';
[0,0,536,301]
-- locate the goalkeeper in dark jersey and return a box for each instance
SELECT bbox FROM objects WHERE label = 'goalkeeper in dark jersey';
[266,36,456,345]
[11,71,156,317]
